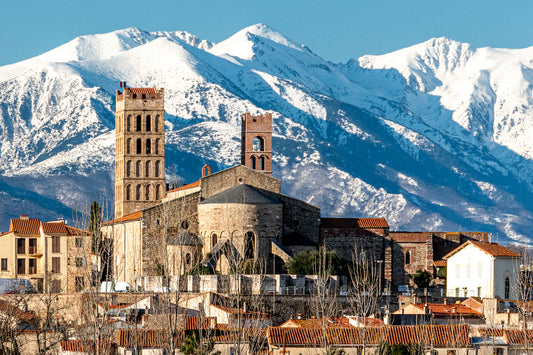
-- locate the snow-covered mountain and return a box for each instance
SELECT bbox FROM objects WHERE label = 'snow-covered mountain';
[1,24,532,244]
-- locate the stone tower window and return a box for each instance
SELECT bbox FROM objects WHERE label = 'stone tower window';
[155,184,161,200]
[146,115,151,131]
[126,185,131,201]
[136,185,141,200]
[126,161,131,177]
[212,234,218,249]
[127,115,131,132]
[155,139,160,155]
[253,137,264,151]
[505,276,510,299]
[259,156,265,170]
[136,139,142,154]
[127,138,131,154]
[145,185,150,201]
[155,161,160,177]
[146,139,151,154]
[244,232,255,259]
[136,115,142,132]
[405,250,411,265]
[145,161,151,177]
[136,161,141,177]
[155,115,159,132]
[185,253,191,266]
[250,156,256,169]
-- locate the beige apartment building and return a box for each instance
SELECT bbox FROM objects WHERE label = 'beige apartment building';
[0,215,93,293]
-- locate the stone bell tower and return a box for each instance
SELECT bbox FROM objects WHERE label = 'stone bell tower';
[115,86,166,219]
[240,112,272,175]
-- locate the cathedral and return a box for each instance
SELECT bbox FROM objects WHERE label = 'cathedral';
[103,86,487,292]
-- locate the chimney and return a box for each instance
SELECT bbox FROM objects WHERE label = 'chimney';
[20,214,29,220]
[443,298,448,305]
[424,304,428,314]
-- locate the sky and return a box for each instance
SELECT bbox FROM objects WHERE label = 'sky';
[1,0,533,67]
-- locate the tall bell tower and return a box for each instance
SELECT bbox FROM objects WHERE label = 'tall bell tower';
[115,86,166,219]
[240,112,273,175]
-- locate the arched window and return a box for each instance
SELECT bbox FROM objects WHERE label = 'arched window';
[185,253,191,266]
[155,161,160,177]
[136,161,141,177]
[145,161,151,177]
[405,251,411,265]
[136,115,142,132]
[250,156,256,169]
[253,137,264,151]
[155,138,160,155]
[145,185,150,201]
[259,156,265,170]
[126,161,131,177]
[135,185,141,200]
[212,234,218,249]
[244,232,255,259]
[136,139,142,154]
[146,115,151,131]
[155,115,159,132]
[125,185,131,201]
[126,138,131,155]
[127,115,131,132]
[146,139,151,154]
[155,184,161,200]
[505,277,510,299]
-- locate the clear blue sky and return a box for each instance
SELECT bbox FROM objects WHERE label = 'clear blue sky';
[2,0,533,66]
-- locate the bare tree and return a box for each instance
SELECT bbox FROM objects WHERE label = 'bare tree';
[514,245,533,355]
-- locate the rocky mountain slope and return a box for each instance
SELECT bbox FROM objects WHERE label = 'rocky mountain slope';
[0,25,532,243]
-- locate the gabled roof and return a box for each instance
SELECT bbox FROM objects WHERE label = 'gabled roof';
[199,184,280,205]
[102,211,143,225]
[320,218,389,229]
[41,221,68,235]
[443,241,520,260]
[9,218,40,235]
[504,329,533,345]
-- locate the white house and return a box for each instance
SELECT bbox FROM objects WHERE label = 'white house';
[443,241,520,299]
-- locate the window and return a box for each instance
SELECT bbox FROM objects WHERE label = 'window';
[52,236,60,253]
[477,287,482,297]
[212,234,218,249]
[466,264,471,278]
[75,238,84,248]
[455,288,459,297]
[136,139,142,154]
[136,161,141,177]
[126,184,131,201]
[155,138,160,155]
[136,185,141,200]
[250,156,256,169]
[145,185,150,201]
[17,239,25,254]
[146,115,151,131]
[455,264,461,279]
[185,253,191,266]
[146,139,151,154]
[75,257,84,267]
[253,136,264,151]
[477,263,483,278]
[244,232,255,259]
[29,238,37,254]
[405,251,411,265]
[17,259,25,275]
[142,94,146,100]
[146,161,151,177]
[28,259,37,274]
[155,115,159,132]
[127,115,131,132]
[126,138,131,154]
[155,184,161,200]
[1,259,7,271]
[52,257,61,273]
[505,277,510,299]
[50,280,61,293]
[259,156,265,170]
[126,160,131,177]
[75,277,85,292]
[155,161,160,177]
[136,115,142,131]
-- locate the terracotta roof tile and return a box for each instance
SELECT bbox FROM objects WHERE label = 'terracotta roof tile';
[65,225,91,236]
[60,339,115,352]
[443,241,520,259]
[9,218,40,235]
[433,260,447,267]
[478,328,504,337]
[127,87,158,94]
[167,180,201,193]
[103,211,142,225]
[41,221,68,234]
[118,329,184,348]
[186,316,217,330]
[504,329,533,344]
[321,218,389,229]
[414,303,482,317]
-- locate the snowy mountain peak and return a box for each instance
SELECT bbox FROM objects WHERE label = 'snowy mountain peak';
[210,23,300,60]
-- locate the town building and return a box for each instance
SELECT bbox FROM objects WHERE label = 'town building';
[444,241,520,299]
[0,215,93,293]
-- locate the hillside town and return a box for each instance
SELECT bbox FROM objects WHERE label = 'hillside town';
[0,85,531,354]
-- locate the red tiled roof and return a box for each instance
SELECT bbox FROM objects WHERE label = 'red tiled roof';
[60,339,115,352]
[117,329,184,348]
[127,87,158,94]
[103,211,143,225]
[41,221,68,235]
[268,325,470,347]
[186,316,217,330]
[411,303,482,317]
[65,225,91,236]
[9,218,40,235]
[443,241,520,259]
[321,218,389,229]
[433,260,447,267]
[478,328,504,337]
[504,329,533,345]
[167,180,201,193]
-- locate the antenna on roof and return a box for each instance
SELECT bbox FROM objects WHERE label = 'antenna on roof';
[489,233,492,243]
